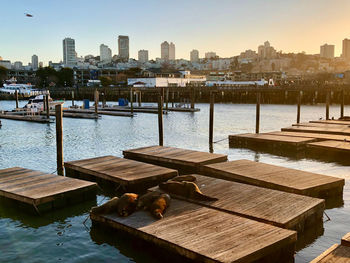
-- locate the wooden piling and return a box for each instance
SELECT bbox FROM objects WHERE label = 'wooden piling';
[94,89,99,115]
[55,104,64,176]
[209,92,214,146]
[191,86,195,109]
[46,94,50,119]
[72,91,75,107]
[297,91,301,124]
[340,89,344,118]
[256,92,261,134]
[138,91,142,107]
[326,89,330,120]
[130,88,134,115]
[158,95,164,146]
[172,92,175,108]
[15,90,19,109]
[43,95,46,113]
[166,88,169,111]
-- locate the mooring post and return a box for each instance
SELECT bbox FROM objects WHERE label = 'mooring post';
[94,89,99,115]
[166,88,169,111]
[130,88,134,115]
[172,92,175,108]
[191,86,195,109]
[138,91,142,107]
[209,92,214,146]
[72,91,75,107]
[256,92,261,133]
[158,94,164,146]
[326,89,330,120]
[55,104,64,176]
[341,88,344,118]
[46,93,50,119]
[15,90,19,109]
[297,90,302,124]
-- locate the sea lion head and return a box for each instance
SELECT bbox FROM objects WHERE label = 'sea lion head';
[117,193,139,217]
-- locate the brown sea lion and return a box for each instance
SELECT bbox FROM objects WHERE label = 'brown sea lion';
[117,193,139,217]
[90,197,119,215]
[159,181,218,201]
[170,175,197,182]
[137,191,163,210]
[149,193,171,219]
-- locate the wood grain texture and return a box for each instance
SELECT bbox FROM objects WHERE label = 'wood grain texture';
[310,244,350,263]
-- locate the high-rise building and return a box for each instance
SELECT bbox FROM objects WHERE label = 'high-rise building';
[257,41,277,59]
[31,55,38,70]
[342,38,350,60]
[63,37,76,65]
[190,49,199,63]
[138,50,149,63]
[118,35,129,61]
[13,61,23,70]
[100,44,112,62]
[205,52,216,59]
[169,42,175,60]
[161,41,169,60]
[320,44,335,59]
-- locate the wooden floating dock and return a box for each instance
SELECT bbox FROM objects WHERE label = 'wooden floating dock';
[307,140,350,156]
[64,155,178,191]
[229,133,317,151]
[97,106,167,114]
[41,111,99,119]
[123,146,228,173]
[64,109,134,117]
[267,131,350,142]
[201,159,344,200]
[152,174,324,233]
[125,106,200,113]
[0,167,97,213]
[282,125,350,136]
[0,113,53,123]
[90,199,297,263]
[311,232,350,262]
[309,119,350,126]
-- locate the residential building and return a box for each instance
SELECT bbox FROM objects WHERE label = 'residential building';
[138,50,149,63]
[31,54,38,70]
[239,49,257,59]
[13,61,23,70]
[342,38,350,60]
[205,52,217,59]
[63,37,76,65]
[258,41,277,59]
[118,35,129,60]
[190,49,199,63]
[169,42,175,60]
[161,41,170,60]
[320,44,335,59]
[100,44,112,62]
[0,60,11,69]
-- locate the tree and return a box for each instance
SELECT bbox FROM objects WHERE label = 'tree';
[0,66,8,82]
[35,66,58,88]
[99,76,112,87]
[57,68,73,87]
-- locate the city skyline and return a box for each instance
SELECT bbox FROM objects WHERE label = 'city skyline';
[2,0,350,64]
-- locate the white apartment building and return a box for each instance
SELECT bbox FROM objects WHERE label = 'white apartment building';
[169,42,175,60]
[161,41,169,60]
[118,35,129,60]
[100,44,112,62]
[31,55,38,70]
[138,50,149,63]
[320,44,335,59]
[190,49,199,63]
[205,52,217,59]
[63,37,76,65]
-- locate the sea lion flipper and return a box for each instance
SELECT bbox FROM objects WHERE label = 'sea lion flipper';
[192,191,218,201]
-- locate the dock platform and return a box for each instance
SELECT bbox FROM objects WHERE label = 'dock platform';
[200,159,344,201]
[91,199,297,263]
[267,131,350,142]
[64,109,134,117]
[281,125,350,136]
[64,156,178,191]
[307,140,350,155]
[0,113,53,123]
[0,167,97,213]
[152,174,324,233]
[123,146,228,173]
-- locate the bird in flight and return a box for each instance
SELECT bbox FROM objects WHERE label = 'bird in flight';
[25,13,33,17]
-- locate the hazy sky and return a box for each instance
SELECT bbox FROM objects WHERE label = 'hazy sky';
[1,0,350,65]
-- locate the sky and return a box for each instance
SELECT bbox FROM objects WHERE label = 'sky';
[1,0,350,65]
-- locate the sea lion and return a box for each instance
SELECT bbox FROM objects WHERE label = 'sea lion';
[170,175,197,182]
[159,181,218,201]
[149,193,171,219]
[90,193,139,217]
[137,191,163,210]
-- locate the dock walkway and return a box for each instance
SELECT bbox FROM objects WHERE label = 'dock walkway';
[152,174,324,233]
[64,155,178,191]
[123,146,228,173]
[201,159,344,200]
[0,113,52,123]
[91,199,297,263]
[0,167,97,213]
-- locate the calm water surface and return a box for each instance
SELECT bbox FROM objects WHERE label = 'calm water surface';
[0,100,349,263]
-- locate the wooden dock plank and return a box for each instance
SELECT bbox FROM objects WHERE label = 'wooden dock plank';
[310,120,350,126]
[310,244,350,263]
[151,174,324,232]
[201,159,344,199]
[342,232,350,247]
[0,114,53,123]
[282,125,350,136]
[307,140,350,154]
[90,199,296,263]
[0,167,97,210]
[64,156,178,188]
[267,131,350,142]
[123,146,228,172]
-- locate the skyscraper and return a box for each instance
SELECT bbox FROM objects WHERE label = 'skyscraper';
[169,42,175,60]
[161,41,169,60]
[138,50,149,63]
[63,37,76,65]
[320,44,335,59]
[118,35,129,61]
[342,38,350,60]
[31,54,38,70]
[190,49,199,63]
[100,44,112,62]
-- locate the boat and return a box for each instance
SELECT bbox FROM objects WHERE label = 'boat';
[24,94,64,110]
[0,78,42,95]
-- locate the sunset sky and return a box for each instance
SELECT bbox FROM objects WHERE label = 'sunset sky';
[1,0,350,64]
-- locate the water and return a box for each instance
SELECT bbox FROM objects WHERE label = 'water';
[0,100,349,262]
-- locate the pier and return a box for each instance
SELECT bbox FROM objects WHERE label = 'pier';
[0,167,97,213]
[64,155,178,191]
[0,112,53,123]
[91,199,297,263]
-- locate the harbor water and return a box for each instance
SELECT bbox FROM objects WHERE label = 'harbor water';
[0,100,349,263]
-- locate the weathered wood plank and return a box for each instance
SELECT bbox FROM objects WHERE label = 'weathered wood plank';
[310,244,350,263]
[307,140,350,155]
[91,199,296,263]
[282,125,350,136]
[201,160,344,199]
[342,232,350,247]
[268,131,350,142]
